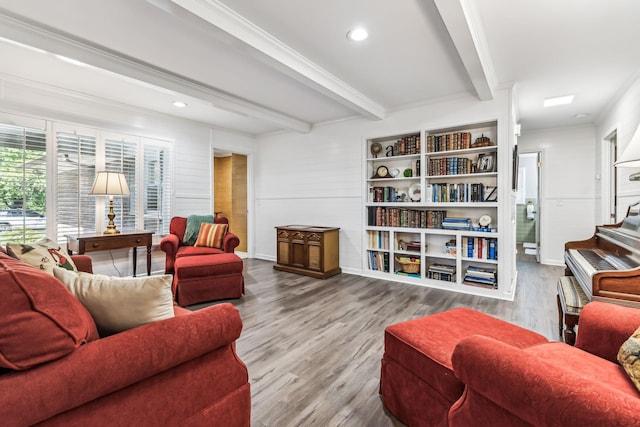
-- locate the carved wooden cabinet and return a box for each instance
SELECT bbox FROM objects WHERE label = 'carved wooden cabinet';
[274,225,341,279]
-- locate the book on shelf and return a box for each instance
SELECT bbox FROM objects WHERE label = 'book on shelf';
[368,251,389,272]
[368,207,447,229]
[426,132,472,153]
[465,237,498,260]
[395,271,421,278]
[428,263,456,274]
[441,217,471,230]
[463,265,497,289]
[445,239,457,255]
[369,231,389,250]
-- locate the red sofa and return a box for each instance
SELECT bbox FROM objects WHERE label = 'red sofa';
[382,301,640,426]
[160,216,240,275]
[449,301,640,426]
[0,251,250,427]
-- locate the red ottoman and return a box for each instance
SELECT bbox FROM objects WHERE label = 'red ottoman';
[380,308,548,427]
[173,253,244,306]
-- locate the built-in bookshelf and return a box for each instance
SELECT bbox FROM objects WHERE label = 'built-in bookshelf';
[363,121,512,299]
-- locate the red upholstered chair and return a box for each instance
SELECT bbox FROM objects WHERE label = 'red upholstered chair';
[160,216,240,275]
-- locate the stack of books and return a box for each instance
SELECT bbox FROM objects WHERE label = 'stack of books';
[427,263,456,282]
[463,266,497,288]
[441,217,471,230]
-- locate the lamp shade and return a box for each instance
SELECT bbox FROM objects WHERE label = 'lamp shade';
[614,124,640,168]
[90,171,130,196]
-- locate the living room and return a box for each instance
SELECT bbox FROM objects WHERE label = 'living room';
[1,1,640,426]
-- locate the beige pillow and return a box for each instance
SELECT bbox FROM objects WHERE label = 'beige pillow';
[617,325,640,392]
[53,267,174,335]
[7,237,77,275]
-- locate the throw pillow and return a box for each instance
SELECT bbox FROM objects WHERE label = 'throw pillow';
[0,253,98,370]
[618,325,640,392]
[53,268,175,336]
[6,237,77,275]
[194,222,228,249]
[183,214,215,246]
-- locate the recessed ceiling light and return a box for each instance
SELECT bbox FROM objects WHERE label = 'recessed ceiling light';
[172,101,187,108]
[543,95,574,108]
[574,113,590,118]
[347,27,368,42]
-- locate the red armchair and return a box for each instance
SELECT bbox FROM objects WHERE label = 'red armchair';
[160,216,240,274]
[449,301,640,426]
[0,251,251,427]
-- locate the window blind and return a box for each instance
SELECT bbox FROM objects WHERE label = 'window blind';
[105,139,137,232]
[56,131,97,242]
[143,144,171,235]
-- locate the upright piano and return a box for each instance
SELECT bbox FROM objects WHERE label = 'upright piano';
[564,214,640,308]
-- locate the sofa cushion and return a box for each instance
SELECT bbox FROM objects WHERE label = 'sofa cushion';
[617,325,640,392]
[194,222,228,249]
[528,341,640,397]
[6,237,77,275]
[0,253,98,370]
[183,214,215,246]
[176,245,225,258]
[53,268,175,336]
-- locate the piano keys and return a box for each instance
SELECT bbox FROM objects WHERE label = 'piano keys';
[564,214,640,308]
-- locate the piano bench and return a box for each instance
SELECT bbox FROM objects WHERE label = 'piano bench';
[557,275,589,345]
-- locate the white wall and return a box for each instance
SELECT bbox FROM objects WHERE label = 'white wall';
[254,89,514,276]
[596,73,640,220]
[517,125,597,265]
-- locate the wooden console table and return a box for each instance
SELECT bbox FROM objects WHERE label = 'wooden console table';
[66,231,154,277]
[274,225,341,279]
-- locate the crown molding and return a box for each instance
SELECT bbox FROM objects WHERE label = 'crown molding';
[170,0,386,120]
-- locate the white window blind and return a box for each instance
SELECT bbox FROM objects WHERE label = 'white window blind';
[143,143,171,235]
[56,131,97,243]
[105,139,137,232]
[0,124,47,244]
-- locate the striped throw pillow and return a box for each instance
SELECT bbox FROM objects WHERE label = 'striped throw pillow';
[194,223,228,249]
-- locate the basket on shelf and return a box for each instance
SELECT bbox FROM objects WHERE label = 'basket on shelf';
[396,257,420,273]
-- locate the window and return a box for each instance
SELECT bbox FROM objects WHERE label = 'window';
[105,138,137,232]
[0,124,47,244]
[143,144,171,235]
[56,130,97,241]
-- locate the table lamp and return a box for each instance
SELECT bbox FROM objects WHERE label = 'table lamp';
[614,123,640,180]
[90,171,130,234]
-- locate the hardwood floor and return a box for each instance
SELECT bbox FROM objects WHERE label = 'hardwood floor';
[190,258,564,427]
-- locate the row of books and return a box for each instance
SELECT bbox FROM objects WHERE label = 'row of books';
[441,217,471,230]
[426,132,472,153]
[369,187,408,202]
[368,250,389,272]
[367,231,389,249]
[466,237,498,260]
[427,157,473,176]
[368,207,447,229]
[390,135,421,156]
[429,183,491,203]
[427,263,456,282]
[463,265,497,289]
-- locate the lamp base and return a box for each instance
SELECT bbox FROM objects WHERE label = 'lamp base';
[103,227,121,235]
[104,196,120,234]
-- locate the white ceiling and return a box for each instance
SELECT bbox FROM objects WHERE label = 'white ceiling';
[0,0,638,136]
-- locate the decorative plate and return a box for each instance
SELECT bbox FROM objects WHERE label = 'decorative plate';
[409,183,421,202]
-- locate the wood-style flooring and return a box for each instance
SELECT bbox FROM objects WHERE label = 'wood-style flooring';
[190,258,564,427]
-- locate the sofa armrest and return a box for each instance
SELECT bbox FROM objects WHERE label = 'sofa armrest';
[575,301,640,363]
[0,303,245,426]
[160,233,180,273]
[451,335,640,427]
[223,232,240,253]
[70,255,93,273]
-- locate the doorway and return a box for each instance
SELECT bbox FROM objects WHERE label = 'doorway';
[516,152,541,262]
[213,151,248,254]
